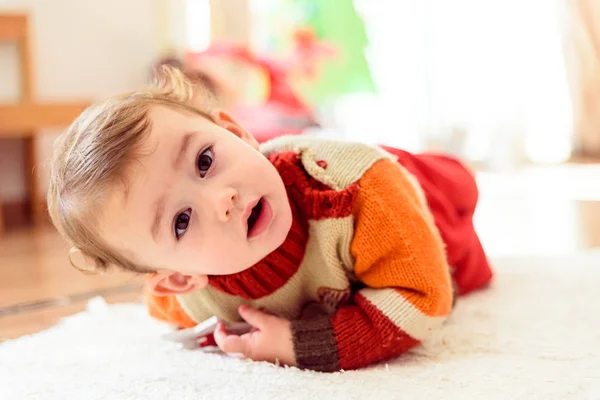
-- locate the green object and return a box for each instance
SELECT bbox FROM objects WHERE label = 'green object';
[297,0,375,103]
[267,0,375,104]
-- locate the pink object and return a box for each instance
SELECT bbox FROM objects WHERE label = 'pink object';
[185,41,326,143]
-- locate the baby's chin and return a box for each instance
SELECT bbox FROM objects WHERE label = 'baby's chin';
[211,260,264,276]
[210,216,292,276]
[235,247,280,273]
[221,241,287,275]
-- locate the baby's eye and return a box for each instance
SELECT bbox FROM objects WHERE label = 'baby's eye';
[174,209,191,240]
[197,147,214,178]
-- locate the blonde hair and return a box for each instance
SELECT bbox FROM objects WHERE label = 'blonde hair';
[47,66,215,273]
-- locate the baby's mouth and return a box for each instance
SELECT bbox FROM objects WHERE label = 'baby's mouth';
[247,198,264,235]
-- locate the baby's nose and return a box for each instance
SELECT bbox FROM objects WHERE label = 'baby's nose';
[215,187,238,222]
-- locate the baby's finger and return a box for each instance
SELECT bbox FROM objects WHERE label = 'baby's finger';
[213,323,229,348]
[213,323,252,357]
[238,304,273,330]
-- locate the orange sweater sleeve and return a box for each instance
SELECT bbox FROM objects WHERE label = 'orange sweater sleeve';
[292,158,453,371]
[145,290,196,329]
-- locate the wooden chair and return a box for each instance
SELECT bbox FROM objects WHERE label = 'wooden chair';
[0,13,89,234]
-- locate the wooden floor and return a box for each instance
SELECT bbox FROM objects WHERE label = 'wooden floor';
[0,227,145,341]
[2,163,600,340]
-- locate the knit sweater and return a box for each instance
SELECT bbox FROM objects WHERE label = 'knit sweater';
[146,136,492,372]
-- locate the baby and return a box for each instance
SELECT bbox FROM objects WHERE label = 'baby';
[47,67,493,372]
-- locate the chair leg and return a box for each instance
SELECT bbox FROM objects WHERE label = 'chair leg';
[0,200,4,236]
[24,134,44,227]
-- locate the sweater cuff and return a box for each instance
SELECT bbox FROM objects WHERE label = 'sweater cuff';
[291,316,340,372]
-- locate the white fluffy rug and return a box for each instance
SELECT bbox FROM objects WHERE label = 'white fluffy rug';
[2,253,600,400]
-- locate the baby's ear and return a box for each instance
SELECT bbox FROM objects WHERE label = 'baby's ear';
[211,110,259,150]
[147,270,208,297]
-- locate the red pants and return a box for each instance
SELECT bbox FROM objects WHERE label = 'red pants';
[381,146,493,296]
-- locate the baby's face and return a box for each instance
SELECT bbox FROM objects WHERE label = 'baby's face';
[99,106,292,277]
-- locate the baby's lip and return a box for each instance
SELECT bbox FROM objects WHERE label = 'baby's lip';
[242,198,261,231]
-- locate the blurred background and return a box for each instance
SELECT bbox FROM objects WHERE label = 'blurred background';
[1,0,600,338]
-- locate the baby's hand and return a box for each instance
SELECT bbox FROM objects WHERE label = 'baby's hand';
[214,304,296,367]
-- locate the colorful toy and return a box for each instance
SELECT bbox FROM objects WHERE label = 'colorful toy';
[153,27,335,143]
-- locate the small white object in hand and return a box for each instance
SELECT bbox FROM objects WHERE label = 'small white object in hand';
[162,316,252,351]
